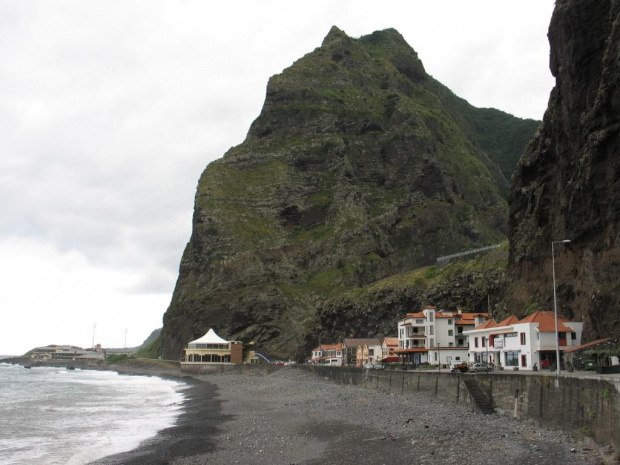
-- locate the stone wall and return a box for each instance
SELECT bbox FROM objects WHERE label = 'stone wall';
[299,365,620,450]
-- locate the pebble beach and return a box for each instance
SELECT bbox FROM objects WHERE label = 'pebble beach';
[93,366,607,465]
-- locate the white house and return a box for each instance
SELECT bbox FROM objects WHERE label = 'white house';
[464,311,583,370]
[394,305,488,366]
[312,343,344,366]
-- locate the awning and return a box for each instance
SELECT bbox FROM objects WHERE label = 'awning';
[188,328,229,345]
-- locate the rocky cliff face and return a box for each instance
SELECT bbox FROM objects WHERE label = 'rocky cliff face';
[508,0,620,340]
[163,27,539,358]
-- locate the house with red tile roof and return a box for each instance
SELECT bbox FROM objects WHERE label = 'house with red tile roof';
[394,305,488,367]
[464,311,583,370]
[379,337,399,363]
[310,343,344,366]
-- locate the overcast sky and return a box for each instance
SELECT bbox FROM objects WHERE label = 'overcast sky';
[0,0,555,355]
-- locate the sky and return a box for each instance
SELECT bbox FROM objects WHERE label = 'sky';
[0,0,556,355]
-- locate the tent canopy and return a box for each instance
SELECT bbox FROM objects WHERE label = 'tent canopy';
[189,328,229,346]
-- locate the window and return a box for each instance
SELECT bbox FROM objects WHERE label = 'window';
[416,319,424,324]
[505,351,519,367]
[520,333,526,345]
[430,325,434,335]
[475,337,479,348]
[448,319,453,325]
[449,342,454,347]
[429,312,434,322]
[448,330,453,336]
[482,338,486,348]
[505,332,517,338]
[571,332,577,340]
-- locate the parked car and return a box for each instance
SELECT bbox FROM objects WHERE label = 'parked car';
[363,363,385,370]
[470,363,493,373]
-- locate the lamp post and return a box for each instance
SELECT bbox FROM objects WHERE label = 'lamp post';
[437,343,441,373]
[552,239,571,383]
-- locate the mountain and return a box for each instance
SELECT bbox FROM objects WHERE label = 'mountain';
[507,0,620,340]
[161,27,539,359]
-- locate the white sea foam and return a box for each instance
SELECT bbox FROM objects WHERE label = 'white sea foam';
[0,363,186,465]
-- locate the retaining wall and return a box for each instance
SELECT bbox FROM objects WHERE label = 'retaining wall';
[298,365,620,450]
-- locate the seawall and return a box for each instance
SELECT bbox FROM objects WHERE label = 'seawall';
[299,365,620,451]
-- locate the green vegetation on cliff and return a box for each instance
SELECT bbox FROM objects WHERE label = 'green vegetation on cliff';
[161,26,539,359]
[297,242,509,358]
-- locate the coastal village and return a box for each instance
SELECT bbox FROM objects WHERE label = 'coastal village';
[307,306,595,371]
[29,306,619,374]
[172,304,619,375]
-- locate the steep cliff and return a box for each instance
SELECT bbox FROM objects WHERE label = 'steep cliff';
[508,0,620,339]
[162,27,539,358]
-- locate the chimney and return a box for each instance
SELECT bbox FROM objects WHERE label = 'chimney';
[457,306,463,315]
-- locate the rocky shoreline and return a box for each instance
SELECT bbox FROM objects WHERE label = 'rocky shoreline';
[101,366,609,464]
[2,358,611,464]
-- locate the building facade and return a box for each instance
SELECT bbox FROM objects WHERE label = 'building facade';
[464,311,583,370]
[394,305,487,366]
[182,328,243,365]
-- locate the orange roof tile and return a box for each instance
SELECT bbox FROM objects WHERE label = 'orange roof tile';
[496,315,520,327]
[473,319,498,330]
[455,319,475,325]
[519,311,575,332]
[382,337,399,347]
[321,343,342,350]
[459,312,489,319]
[404,312,425,319]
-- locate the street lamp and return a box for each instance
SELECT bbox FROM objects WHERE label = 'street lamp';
[552,239,571,382]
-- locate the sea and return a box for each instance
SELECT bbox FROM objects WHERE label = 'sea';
[0,361,187,465]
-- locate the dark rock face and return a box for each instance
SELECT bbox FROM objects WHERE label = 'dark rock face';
[508,0,620,340]
[163,27,539,358]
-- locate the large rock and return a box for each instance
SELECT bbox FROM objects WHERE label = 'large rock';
[507,0,620,339]
[162,27,539,358]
